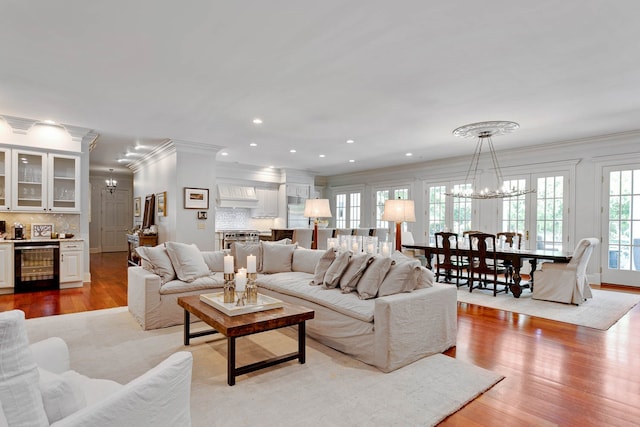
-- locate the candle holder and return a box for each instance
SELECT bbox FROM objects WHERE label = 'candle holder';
[246,272,258,304]
[223,272,236,303]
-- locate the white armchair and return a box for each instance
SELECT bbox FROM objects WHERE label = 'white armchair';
[532,238,599,305]
[0,310,193,427]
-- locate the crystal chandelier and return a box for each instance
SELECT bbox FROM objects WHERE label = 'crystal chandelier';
[105,168,117,194]
[445,121,535,199]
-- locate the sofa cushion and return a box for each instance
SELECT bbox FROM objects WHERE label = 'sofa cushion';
[201,251,226,272]
[165,242,211,282]
[416,266,435,289]
[292,248,325,274]
[339,253,374,293]
[378,259,422,297]
[258,272,375,322]
[310,248,336,285]
[136,244,176,284]
[38,368,87,424]
[356,256,394,299]
[160,274,225,295]
[0,310,49,427]
[60,370,123,407]
[232,242,262,271]
[261,242,296,273]
[323,250,352,288]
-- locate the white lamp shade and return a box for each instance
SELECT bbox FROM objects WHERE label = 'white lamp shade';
[382,199,416,223]
[303,199,332,218]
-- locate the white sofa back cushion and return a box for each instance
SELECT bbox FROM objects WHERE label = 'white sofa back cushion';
[261,242,296,273]
[201,251,225,272]
[136,245,176,284]
[292,248,325,274]
[165,242,210,282]
[38,368,87,424]
[0,310,49,427]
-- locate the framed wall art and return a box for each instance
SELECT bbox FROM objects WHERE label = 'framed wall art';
[184,187,209,209]
[134,197,141,217]
[32,223,54,240]
[157,191,167,216]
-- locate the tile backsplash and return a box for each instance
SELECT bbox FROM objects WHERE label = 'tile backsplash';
[0,213,79,238]
[215,208,275,231]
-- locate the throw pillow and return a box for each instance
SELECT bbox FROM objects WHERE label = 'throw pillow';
[165,242,211,282]
[232,242,262,271]
[416,266,434,289]
[201,251,226,272]
[38,368,87,424]
[323,250,352,288]
[135,244,176,283]
[0,310,49,427]
[310,248,336,286]
[378,259,422,297]
[292,248,325,274]
[261,242,296,273]
[356,256,394,300]
[339,253,375,293]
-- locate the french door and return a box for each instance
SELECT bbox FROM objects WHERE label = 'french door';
[601,166,640,286]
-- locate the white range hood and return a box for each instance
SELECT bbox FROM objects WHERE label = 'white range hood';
[217,184,259,208]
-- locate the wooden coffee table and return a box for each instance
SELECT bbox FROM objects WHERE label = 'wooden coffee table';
[177,295,314,385]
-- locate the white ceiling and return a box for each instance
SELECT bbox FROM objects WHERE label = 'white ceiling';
[1,1,639,176]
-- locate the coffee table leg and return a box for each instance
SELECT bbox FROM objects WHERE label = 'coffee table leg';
[183,310,190,346]
[228,336,236,386]
[298,321,306,364]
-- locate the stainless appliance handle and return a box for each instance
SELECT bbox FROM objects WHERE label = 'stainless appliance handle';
[15,245,60,250]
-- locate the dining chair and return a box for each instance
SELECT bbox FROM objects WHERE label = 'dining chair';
[292,228,313,249]
[434,232,469,287]
[468,233,508,296]
[496,231,523,283]
[374,228,389,242]
[316,228,335,250]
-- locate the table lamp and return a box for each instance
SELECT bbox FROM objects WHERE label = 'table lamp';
[382,198,416,252]
[303,199,332,249]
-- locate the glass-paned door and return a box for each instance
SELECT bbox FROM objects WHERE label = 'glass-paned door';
[334,190,362,229]
[603,167,640,285]
[335,193,346,228]
[425,182,473,244]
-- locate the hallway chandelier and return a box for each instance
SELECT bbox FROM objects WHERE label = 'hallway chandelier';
[445,121,535,199]
[105,168,117,194]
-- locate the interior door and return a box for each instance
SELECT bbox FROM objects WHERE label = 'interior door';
[101,188,130,252]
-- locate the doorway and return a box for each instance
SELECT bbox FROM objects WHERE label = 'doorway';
[101,188,130,252]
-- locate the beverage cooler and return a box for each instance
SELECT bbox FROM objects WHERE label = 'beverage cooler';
[14,241,60,293]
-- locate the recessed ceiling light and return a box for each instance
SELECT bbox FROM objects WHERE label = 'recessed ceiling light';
[269,165,275,168]
[117,158,129,163]
[249,142,257,147]
[319,154,325,158]
[253,118,263,124]
[43,120,57,125]
[346,139,355,144]
[290,149,296,153]
[221,152,229,156]
[349,159,355,163]
[405,152,413,157]
[125,152,142,157]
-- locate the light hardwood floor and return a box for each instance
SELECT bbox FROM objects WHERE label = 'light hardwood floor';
[1,252,639,426]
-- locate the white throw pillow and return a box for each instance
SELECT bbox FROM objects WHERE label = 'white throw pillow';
[135,244,176,283]
[339,253,375,293]
[261,242,296,273]
[38,368,87,424]
[0,310,49,427]
[416,266,434,289]
[378,259,422,297]
[356,256,394,300]
[165,242,211,282]
[323,251,352,288]
[310,248,336,285]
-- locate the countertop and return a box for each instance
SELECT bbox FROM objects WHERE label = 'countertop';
[0,238,83,243]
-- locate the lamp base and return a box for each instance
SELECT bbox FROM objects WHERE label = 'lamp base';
[311,221,318,250]
[395,222,402,252]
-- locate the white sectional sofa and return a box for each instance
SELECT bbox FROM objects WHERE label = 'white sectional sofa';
[128,241,457,373]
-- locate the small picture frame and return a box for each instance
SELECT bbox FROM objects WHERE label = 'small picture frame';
[134,197,141,217]
[197,211,207,220]
[32,223,54,240]
[157,191,167,216]
[184,187,209,209]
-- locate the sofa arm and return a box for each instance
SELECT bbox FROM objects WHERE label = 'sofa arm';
[373,283,457,372]
[29,337,70,374]
[51,352,193,427]
[127,267,162,330]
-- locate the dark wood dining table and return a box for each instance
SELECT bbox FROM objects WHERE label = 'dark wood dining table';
[402,243,573,298]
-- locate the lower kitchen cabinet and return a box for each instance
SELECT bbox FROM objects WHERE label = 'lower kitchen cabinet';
[0,242,13,292]
[60,240,83,288]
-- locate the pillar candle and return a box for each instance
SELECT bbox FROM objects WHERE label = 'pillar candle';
[236,268,247,292]
[224,255,234,273]
[247,254,257,273]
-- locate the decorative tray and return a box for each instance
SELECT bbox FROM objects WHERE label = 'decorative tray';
[199,292,284,316]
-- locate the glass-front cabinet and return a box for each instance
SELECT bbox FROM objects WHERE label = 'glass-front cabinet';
[10,149,80,212]
[0,148,10,210]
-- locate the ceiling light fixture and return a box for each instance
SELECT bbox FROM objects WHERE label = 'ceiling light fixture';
[105,168,117,194]
[252,118,263,124]
[405,152,413,157]
[249,142,257,147]
[446,121,534,199]
[319,154,325,158]
[346,139,355,144]
[289,149,296,153]
[220,152,229,156]
[349,159,355,163]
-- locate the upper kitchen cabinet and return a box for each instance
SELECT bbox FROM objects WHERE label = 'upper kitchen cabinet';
[0,148,10,210]
[252,187,278,218]
[286,183,310,199]
[11,149,80,212]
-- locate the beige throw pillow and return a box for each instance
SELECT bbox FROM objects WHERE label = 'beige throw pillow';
[310,249,336,286]
[201,251,226,272]
[232,242,261,271]
[165,242,211,282]
[356,256,394,300]
[416,266,434,289]
[323,250,352,288]
[135,244,176,283]
[339,253,375,293]
[261,242,296,273]
[378,259,422,297]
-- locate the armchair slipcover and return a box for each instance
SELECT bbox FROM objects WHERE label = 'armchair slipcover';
[532,238,599,305]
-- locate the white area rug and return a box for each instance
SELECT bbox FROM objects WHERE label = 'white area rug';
[26,307,503,427]
[457,287,640,330]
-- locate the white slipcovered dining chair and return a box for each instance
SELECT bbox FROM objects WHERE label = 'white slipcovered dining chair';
[316,228,335,250]
[292,228,314,249]
[532,238,599,305]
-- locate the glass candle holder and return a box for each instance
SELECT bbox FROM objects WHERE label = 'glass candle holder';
[365,236,378,254]
[223,272,236,303]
